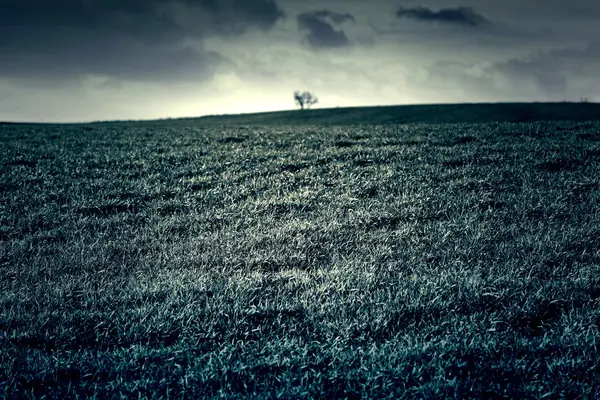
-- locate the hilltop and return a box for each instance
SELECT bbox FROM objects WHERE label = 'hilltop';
[141,102,600,126]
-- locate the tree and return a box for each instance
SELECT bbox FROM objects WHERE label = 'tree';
[294,91,318,110]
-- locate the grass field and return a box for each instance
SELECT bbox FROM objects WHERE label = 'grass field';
[2,104,600,398]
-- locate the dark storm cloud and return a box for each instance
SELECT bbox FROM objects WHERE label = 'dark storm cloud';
[0,0,284,37]
[396,6,491,27]
[297,10,355,49]
[0,0,284,81]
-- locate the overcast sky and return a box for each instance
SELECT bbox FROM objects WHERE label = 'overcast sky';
[1,0,599,122]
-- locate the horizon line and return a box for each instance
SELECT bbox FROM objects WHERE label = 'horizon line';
[0,100,597,125]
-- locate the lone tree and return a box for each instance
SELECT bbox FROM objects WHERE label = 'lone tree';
[294,91,318,110]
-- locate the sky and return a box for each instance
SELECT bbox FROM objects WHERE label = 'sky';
[1,0,599,122]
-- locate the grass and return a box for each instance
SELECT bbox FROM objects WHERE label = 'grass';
[1,105,600,398]
[137,102,600,126]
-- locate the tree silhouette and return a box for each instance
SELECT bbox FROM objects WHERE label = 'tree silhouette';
[294,91,318,110]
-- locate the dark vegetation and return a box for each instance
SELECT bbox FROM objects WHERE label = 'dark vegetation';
[1,103,600,398]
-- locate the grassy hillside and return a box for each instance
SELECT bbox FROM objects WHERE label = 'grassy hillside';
[1,115,600,397]
[169,102,600,126]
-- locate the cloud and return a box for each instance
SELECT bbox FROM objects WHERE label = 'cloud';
[0,37,223,83]
[491,42,600,96]
[297,9,355,49]
[396,6,491,27]
[310,10,355,25]
[156,0,285,38]
[419,42,600,102]
[0,0,285,39]
[0,0,284,82]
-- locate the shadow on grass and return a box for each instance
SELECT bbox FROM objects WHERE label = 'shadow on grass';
[4,159,37,168]
[280,164,306,173]
[438,135,479,147]
[218,136,246,144]
[537,158,587,172]
[507,299,566,337]
[77,203,139,217]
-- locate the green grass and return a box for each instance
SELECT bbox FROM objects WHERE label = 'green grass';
[2,108,600,398]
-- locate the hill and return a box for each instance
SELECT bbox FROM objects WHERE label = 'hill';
[176,102,600,126]
[2,105,600,398]
[4,102,600,126]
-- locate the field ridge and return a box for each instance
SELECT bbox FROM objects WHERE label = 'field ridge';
[122,102,600,126]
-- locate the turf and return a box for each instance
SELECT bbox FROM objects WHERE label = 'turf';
[1,104,600,398]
